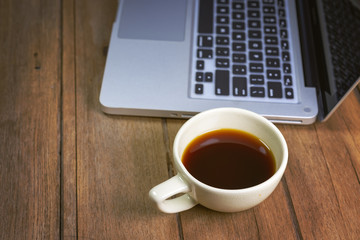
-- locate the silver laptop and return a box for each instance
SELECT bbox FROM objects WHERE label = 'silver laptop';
[99,0,360,124]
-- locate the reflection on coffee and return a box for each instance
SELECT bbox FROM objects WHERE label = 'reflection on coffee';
[182,129,276,190]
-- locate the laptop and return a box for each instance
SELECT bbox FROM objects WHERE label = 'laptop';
[99,0,360,124]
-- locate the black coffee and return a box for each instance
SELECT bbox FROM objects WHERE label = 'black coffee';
[182,129,276,190]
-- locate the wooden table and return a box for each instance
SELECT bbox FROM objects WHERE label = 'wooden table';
[1,1,359,239]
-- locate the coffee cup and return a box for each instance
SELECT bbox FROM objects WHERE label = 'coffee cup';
[149,107,288,213]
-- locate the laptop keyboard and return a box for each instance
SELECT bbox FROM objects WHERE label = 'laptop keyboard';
[190,0,298,103]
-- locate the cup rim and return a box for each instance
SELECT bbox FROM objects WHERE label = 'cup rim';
[173,107,288,193]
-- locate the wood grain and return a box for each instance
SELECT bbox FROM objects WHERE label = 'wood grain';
[0,0,61,239]
[73,0,180,239]
[278,94,360,240]
[315,91,360,238]
[61,0,78,239]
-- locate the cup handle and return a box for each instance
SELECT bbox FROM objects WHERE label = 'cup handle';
[149,174,198,213]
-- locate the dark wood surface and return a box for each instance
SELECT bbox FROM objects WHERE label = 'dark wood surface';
[1,1,359,239]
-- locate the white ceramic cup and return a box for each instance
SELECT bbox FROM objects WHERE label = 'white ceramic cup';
[149,108,288,213]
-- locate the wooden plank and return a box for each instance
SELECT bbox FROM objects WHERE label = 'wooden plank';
[61,0,78,239]
[181,208,259,239]
[279,91,360,239]
[73,0,180,238]
[336,90,360,176]
[166,119,299,240]
[313,91,360,238]
[254,178,300,240]
[279,121,352,239]
[0,0,61,239]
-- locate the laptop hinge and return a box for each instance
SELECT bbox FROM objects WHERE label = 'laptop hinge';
[295,0,329,117]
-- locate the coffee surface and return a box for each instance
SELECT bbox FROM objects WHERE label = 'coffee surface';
[182,129,276,189]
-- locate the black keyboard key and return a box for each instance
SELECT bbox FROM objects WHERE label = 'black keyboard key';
[248,20,261,28]
[216,58,230,68]
[233,21,245,30]
[280,30,288,39]
[198,0,214,33]
[198,35,213,47]
[248,10,260,18]
[196,60,204,70]
[217,16,229,24]
[249,41,262,49]
[283,63,291,73]
[197,49,213,58]
[249,51,263,61]
[233,2,245,10]
[250,63,264,72]
[279,9,285,17]
[233,42,246,51]
[265,36,278,44]
[233,65,247,75]
[216,47,230,56]
[233,12,245,20]
[267,69,281,79]
[285,88,294,99]
[264,26,277,34]
[266,58,280,67]
[232,32,246,41]
[282,51,290,61]
[217,6,229,14]
[205,72,213,82]
[233,53,246,62]
[233,77,247,96]
[265,47,279,56]
[217,26,229,34]
[268,82,283,98]
[250,87,265,97]
[281,40,289,50]
[216,36,230,45]
[196,72,204,82]
[217,0,229,4]
[195,84,204,94]
[215,70,230,95]
[263,6,275,14]
[264,16,276,24]
[249,30,261,38]
[248,1,260,8]
[284,75,293,86]
[279,19,287,28]
[278,0,285,7]
[250,74,265,84]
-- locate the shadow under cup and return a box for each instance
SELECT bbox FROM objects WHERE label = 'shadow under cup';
[173,108,288,212]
